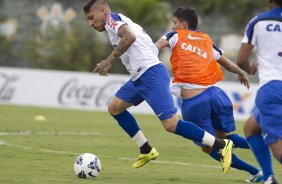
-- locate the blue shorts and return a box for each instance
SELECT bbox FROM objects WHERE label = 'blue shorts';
[115,64,177,121]
[255,80,282,145]
[181,86,236,146]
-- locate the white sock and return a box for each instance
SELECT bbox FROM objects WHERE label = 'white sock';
[201,131,215,147]
[132,130,147,147]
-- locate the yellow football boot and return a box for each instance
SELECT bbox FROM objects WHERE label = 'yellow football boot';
[220,139,233,174]
[132,147,159,168]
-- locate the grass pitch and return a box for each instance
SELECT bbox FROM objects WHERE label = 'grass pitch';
[0,104,281,184]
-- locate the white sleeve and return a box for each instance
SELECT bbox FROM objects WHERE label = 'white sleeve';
[213,44,224,60]
[105,13,126,35]
[161,31,178,49]
[242,24,257,45]
[241,16,258,46]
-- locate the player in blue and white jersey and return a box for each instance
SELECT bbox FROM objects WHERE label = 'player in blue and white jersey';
[83,0,233,173]
[237,0,282,183]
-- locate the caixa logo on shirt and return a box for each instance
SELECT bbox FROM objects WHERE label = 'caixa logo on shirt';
[58,78,124,107]
[0,73,18,102]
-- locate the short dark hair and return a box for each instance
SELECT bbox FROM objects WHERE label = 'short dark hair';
[173,6,198,29]
[274,0,282,6]
[83,0,108,13]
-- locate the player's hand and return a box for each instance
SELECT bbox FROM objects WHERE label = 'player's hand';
[93,59,113,76]
[238,72,250,89]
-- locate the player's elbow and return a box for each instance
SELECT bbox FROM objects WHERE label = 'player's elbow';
[154,43,161,51]
[127,34,136,45]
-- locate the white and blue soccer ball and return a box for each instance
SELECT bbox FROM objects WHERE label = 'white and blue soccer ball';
[74,153,101,179]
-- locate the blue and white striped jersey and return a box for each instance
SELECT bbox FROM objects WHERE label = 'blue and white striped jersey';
[242,7,282,87]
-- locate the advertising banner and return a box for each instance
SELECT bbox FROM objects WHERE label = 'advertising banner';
[0,67,258,120]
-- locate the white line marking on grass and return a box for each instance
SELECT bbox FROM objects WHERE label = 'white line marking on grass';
[0,131,102,136]
[0,140,220,169]
[119,157,221,169]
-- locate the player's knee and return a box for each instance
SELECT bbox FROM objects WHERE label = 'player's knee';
[244,115,261,137]
[161,116,178,133]
[108,103,122,115]
[244,121,253,137]
[162,123,176,133]
[244,120,254,137]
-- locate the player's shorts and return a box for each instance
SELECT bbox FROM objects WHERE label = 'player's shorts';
[115,63,177,121]
[255,80,282,145]
[252,106,279,145]
[181,86,236,146]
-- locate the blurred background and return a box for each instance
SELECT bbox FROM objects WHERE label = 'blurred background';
[0,0,268,82]
[2,2,282,183]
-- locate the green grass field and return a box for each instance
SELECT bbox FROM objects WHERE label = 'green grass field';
[0,104,281,184]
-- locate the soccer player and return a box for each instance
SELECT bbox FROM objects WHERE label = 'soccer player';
[237,0,282,183]
[83,0,233,174]
[155,6,263,182]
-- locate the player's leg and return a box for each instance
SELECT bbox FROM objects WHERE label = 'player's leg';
[209,86,262,178]
[139,64,226,150]
[109,80,153,158]
[245,111,274,182]
[208,130,262,182]
[255,80,282,182]
[139,64,233,173]
[180,89,215,147]
[269,139,282,164]
[211,87,249,149]
[180,87,261,179]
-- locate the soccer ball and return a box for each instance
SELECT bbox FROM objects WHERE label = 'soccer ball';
[74,153,101,179]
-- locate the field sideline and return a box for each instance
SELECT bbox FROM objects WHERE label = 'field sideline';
[0,104,281,184]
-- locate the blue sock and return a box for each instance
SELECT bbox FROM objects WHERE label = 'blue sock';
[247,134,273,181]
[111,110,140,138]
[175,119,204,142]
[227,134,250,149]
[280,156,282,165]
[210,150,259,175]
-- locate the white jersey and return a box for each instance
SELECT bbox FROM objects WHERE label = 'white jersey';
[105,13,161,81]
[242,7,282,88]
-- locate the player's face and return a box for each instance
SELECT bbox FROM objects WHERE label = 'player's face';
[172,17,187,30]
[86,9,106,32]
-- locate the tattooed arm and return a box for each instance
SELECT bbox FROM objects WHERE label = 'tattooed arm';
[94,24,136,76]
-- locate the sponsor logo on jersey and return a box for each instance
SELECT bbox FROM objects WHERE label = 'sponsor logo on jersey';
[187,33,205,40]
[180,42,207,59]
[106,16,117,30]
[266,23,281,32]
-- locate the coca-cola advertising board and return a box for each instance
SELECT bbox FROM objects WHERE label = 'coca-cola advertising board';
[0,67,258,120]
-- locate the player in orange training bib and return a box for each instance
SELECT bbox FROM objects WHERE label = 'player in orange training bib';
[155,6,263,182]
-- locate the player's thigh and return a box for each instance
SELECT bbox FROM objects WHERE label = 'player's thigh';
[244,108,261,137]
[110,80,143,115]
[181,90,213,133]
[211,87,235,133]
[138,64,177,121]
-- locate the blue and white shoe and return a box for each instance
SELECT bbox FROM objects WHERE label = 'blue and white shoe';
[263,175,279,184]
[246,171,263,183]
